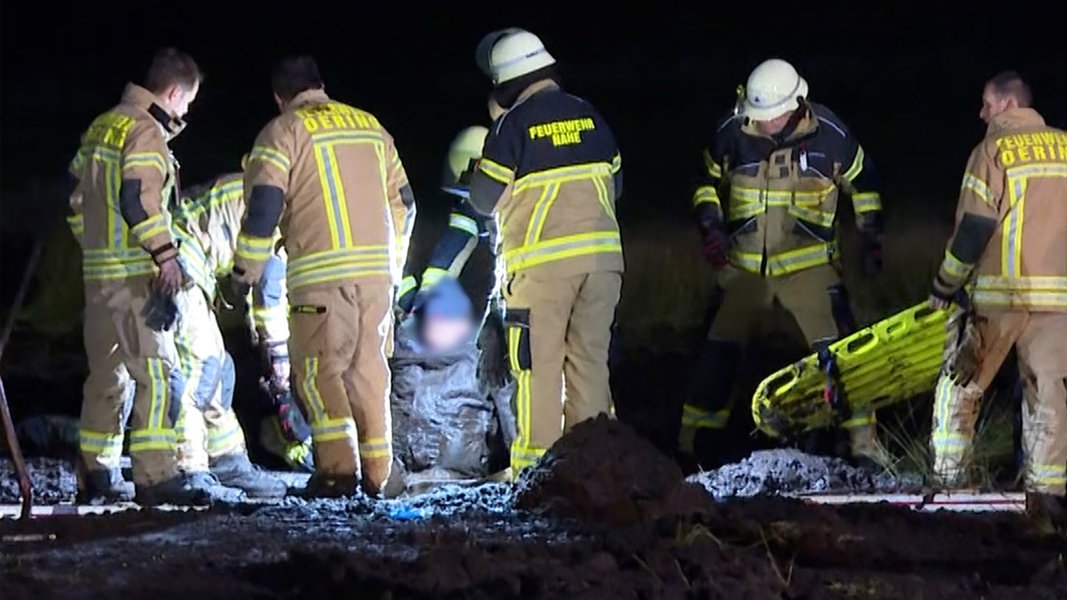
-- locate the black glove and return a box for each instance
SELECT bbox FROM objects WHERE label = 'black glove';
[861,235,883,277]
[142,289,178,332]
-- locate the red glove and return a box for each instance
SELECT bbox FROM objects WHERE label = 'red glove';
[701,227,729,268]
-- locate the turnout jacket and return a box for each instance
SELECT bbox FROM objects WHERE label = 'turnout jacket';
[174,173,289,352]
[67,84,185,282]
[469,80,624,279]
[933,108,1067,312]
[693,101,882,277]
[233,89,415,293]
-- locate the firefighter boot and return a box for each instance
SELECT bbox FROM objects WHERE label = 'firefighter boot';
[78,468,135,504]
[135,475,213,507]
[1026,492,1067,532]
[300,473,360,499]
[209,452,288,499]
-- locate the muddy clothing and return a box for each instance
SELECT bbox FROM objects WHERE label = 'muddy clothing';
[468,79,623,471]
[69,83,186,487]
[234,89,415,495]
[932,108,1067,310]
[932,108,1067,496]
[682,103,884,463]
[397,197,492,313]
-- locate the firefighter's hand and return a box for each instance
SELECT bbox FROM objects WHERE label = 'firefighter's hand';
[700,227,729,268]
[928,294,952,311]
[156,256,184,295]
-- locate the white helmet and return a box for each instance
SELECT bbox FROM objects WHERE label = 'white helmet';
[441,126,489,194]
[480,29,556,86]
[741,59,809,121]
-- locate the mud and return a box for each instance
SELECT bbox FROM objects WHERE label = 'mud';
[4,418,1066,600]
[689,448,924,500]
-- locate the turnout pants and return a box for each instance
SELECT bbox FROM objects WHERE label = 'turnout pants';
[680,264,879,457]
[80,279,181,487]
[932,310,1067,496]
[503,270,622,472]
[173,287,246,472]
[289,284,394,494]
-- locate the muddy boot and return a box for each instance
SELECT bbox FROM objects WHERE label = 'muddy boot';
[209,452,287,499]
[135,475,214,507]
[847,422,893,471]
[301,473,359,499]
[77,469,135,504]
[1026,492,1067,532]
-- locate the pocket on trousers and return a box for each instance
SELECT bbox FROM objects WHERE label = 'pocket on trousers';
[504,307,532,371]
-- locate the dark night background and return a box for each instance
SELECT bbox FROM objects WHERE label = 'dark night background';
[1,1,1065,339]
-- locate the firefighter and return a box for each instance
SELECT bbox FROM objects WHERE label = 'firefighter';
[65,48,210,505]
[679,58,886,468]
[929,71,1067,524]
[396,126,493,316]
[468,29,624,472]
[232,56,416,498]
[169,170,291,499]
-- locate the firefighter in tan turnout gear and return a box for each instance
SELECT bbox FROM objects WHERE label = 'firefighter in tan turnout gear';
[170,171,290,498]
[929,71,1067,524]
[679,59,886,468]
[232,56,416,498]
[66,48,209,505]
[468,29,624,472]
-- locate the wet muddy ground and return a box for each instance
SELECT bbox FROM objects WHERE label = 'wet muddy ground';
[3,418,1066,600]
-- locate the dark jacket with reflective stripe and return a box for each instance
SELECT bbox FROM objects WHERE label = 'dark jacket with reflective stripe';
[693,101,882,277]
[469,80,624,279]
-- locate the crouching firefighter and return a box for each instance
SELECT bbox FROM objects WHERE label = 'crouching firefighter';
[679,59,887,469]
[397,125,496,319]
[232,56,416,498]
[66,48,211,505]
[468,29,624,472]
[929,71,1067,525]
[169,169,291,498]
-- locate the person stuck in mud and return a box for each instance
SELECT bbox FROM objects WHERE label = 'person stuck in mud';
[929,71,1067,526]
[680,58,888,471]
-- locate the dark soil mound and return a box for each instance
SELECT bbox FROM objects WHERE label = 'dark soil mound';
[514,415,712,526]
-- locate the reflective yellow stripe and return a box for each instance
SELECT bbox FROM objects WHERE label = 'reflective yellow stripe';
[123,151,168,176]
[420,266,448,289]
[851,192,882,213]
[523,183,561,245]
[311,416,358,444]
[129,213,169,245]
[507,325,538,472]
[300,357,327,423]
[249,145,291,173]
[82,248,155,281]
[128,428,177,453]
[692,185,721,208]
[448,213,479,236]
[79,429,124,458]
[397,275,417,298]
[702,149,722,179]
[358,436,391,459]
[610,152,622,174]
[680,404,729,430]
[503,231,621,272]
[67,214,85,236]
[728,186,834,225]
[235,234,275,263]
[206,420,243,457]
[730,241,838,277]
[961,172,992,207]
[287,246,391,291]
[479,158,514,184]
[841,145,865,182]
[513,162,611,193]
[940,249,973,280]
[1028,464,1067,489]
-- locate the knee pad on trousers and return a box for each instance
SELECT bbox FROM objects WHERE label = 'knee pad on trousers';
[827,284,858,337]
[167,366,186,427]
[219,353,236,412]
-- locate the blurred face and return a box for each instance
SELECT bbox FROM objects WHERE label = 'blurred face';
[753,110,794,136]
[979,84,1015,125]
[420,315,474,353]
[161,82,199,118]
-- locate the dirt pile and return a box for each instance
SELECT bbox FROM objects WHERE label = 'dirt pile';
[688,448,924,499]
[0,457,77,504]
[514,415,712,526]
